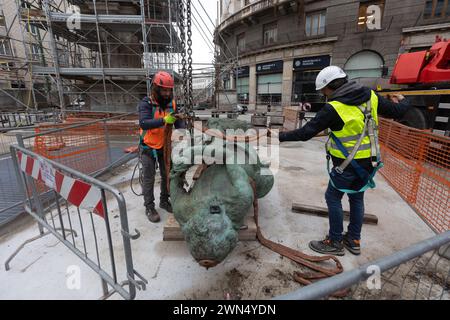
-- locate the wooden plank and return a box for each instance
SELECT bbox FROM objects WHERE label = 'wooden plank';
[163,213,257,241]
[291,203,378,225]
[283,107,300,131]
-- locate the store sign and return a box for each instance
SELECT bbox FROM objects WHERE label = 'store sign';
[235,66,249,77]
[366,5,382,30]
[256,60,283,74]
[293,55,330,71]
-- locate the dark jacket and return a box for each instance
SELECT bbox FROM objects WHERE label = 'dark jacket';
[279,81,410,169]
[138,96,185,131]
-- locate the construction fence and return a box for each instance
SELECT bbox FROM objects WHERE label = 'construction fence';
[0,112,139,227]
[275,231,450,300]
[20,112,139,176]
[274,119,450,300]
[378,118,450,234]
[6,144,147,299]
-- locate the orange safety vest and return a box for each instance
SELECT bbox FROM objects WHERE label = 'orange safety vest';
[139,98,176,150]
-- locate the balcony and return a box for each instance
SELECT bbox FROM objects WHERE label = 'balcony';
[218,0,297,33]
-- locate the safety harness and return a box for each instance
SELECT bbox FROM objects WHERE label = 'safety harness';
[326,99,384,194]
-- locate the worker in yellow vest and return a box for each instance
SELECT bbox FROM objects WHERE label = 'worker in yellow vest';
[138,71,184,223]
[277,66,410,256]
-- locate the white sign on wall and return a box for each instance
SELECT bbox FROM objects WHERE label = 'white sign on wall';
[366,5,382,30]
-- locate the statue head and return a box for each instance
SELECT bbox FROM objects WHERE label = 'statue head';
[181,201,238,268]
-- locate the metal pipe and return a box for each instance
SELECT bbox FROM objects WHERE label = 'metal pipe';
[42,0,66,114]
[274,230,450,300]
[22,111,137,139]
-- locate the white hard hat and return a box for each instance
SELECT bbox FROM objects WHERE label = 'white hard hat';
[315,66,347,90]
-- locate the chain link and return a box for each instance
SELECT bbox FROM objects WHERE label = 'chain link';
[186,0,194,128]
[178,0,187,109]
[186,0,193,118]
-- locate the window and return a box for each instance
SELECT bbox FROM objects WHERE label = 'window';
[27,22,38,36]
[263,22,277,45]
[57,48,69,66]
[292,71,325,104]
[237,33,245,52]
[0,39,11,56]
[344,50,384,79]
[223,78,230,90]
[357,1,385,32]
[237,77,249,103]
[305,11,326,37]
[0,62,13,71]
[424,0,450,18]
[31,43,42,60]
[257,73,282,105]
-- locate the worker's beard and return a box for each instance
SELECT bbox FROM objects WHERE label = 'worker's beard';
[152,87,173,108]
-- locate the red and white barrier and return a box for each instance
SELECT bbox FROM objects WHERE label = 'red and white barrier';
[17,151,105,218]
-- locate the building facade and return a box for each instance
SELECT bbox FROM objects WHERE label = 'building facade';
[0,0,181,112]
[216,0,450,112]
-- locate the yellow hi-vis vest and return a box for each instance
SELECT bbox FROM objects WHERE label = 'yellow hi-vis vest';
[327,90,379,160]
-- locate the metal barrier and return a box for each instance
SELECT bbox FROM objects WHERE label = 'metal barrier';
[378,118,450,233]
[274,231,450,300]
[0,112,138,227]
[19,112,138,175]
[5,144,147,300]
[0,109,60,129]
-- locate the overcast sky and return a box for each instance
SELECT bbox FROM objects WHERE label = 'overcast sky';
[190,0,218,67]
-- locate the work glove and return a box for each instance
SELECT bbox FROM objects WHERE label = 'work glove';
[163,112,177,125]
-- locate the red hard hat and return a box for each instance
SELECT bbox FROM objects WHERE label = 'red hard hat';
[152,71,174,89]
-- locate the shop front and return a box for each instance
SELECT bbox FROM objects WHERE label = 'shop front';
[235,66,249,105]
[256,60,283,108]
[292,55,330,111]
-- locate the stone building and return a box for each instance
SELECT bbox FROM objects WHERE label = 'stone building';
[216,0,450,111]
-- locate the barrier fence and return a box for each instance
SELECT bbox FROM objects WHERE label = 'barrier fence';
[6,144,147,300]
[275,231,450,300]
[1,112,138,228]
[0,109,60,129]
[378,118,450,234]
[20,112,138,175]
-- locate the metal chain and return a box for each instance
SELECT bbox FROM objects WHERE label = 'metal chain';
[178,0,187,109]
[186,0,193,119]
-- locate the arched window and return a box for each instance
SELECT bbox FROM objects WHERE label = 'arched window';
[344,50,384,79]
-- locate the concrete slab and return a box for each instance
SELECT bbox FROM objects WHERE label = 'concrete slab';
[0,137,438,300]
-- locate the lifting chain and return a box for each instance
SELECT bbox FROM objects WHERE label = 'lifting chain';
[178,0,187,110]
[185,0,194,131]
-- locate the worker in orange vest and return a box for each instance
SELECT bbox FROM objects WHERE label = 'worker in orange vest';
[138,71,184,223]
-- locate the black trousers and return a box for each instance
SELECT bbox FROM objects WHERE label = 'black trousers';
[140,147,169,209]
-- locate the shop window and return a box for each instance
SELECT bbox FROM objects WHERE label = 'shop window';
[257,73,282,105]
[292,70,325,104]
[237,77,249,103]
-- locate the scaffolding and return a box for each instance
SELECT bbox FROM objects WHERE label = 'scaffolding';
[0,0,183,112]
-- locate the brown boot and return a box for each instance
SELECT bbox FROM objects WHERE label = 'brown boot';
[146,207,160,223]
